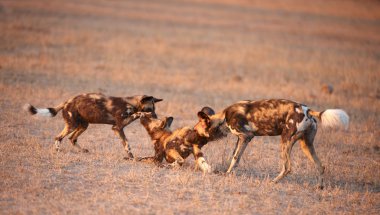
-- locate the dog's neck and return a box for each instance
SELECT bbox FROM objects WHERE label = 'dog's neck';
[123,96,140,108]
[211,111,226,122]
[151,129,172,142]
[185,129,208,147]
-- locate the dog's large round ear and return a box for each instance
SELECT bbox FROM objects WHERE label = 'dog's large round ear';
[141,96,153,104]
[197,111,210,125]
[166,117,173,127]
[162,116,173,128]
[141,96,163,104]
[153,97,163,103]
[200,106,215,116]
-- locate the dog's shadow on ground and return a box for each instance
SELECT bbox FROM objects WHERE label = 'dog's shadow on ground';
[212,164,379,193]
[124,154,379,193]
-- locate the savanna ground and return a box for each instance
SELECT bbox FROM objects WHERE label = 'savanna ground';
[0,0,379,214]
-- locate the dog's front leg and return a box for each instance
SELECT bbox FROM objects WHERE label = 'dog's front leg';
[193,144,211,173]
[153,143,165,165]
[226,134,252,173]
[114,113,146,159]
[112,124,134,159]
[121,112,144,126]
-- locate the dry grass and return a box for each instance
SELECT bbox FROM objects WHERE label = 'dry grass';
[0,0,379,214]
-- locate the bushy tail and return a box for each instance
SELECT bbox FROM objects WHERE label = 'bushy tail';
[23,102,65,117]
[309,109,349,130]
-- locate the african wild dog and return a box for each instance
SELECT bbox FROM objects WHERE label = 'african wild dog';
[24,93,162,158]
[137,107,224,173]
[199,99,349,189]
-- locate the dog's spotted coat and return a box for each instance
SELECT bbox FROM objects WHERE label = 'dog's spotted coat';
[26,93,162,158]
[138,111,224,173]
[201,99,349,188]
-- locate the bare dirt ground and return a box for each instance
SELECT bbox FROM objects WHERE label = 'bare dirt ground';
[0,0,379,214]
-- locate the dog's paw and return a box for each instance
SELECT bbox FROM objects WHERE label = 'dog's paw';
[134,157,144,162]
[213,169,226,175]
[156,163,166,168]
[316,183,324,190]
[201,164,212,174]
[125,152,134,159]
[169,161,181,169]
[123,152,134,161]
[123,156,134,161]
[270,180,278,185]
[197,157,212,173]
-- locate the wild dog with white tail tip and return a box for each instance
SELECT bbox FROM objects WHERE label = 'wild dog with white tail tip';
[24,93,162,158]
[199,99,349,189]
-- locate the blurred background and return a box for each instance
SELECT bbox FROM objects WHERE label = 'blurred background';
[1,0,379,119]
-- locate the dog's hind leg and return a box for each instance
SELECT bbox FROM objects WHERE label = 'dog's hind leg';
[55,123,74,152]
[135,156,156,163]
[299,126,325,189]
[272,132,303,183]
[136,141,165,165]
[68,122,89,153]
[166,149,185,169]
[54,109,81,152]
[136,155,165,167]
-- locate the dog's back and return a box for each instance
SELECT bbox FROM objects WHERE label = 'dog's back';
[224,99,303,136]
[223,99,348,137]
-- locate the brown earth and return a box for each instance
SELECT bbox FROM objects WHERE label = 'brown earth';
[0,0,379,214]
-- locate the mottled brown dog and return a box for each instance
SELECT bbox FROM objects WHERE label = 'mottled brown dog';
[200,99,349,188]
[25,93,162,158]
[137,108,224,173]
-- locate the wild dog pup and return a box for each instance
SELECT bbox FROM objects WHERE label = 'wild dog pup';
[199,99,349,189]
[24,93,162,158]
[138,109,224,173]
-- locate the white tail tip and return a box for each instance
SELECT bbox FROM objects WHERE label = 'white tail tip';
[321,109,349,130]
[24,103,53,117]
